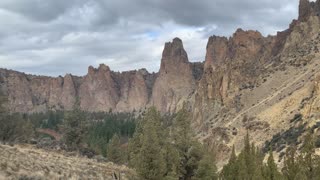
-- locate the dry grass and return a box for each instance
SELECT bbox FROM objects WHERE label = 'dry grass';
[0,144,135,180]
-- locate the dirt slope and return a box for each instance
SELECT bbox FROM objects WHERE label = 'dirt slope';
[0,144,134,180]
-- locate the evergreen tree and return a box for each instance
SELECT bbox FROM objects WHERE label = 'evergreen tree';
[298,132,320,180]
[62,102,87,150]
[221,145,239,180]
[193,150,217,180]
[0,93,10,142]
[173,108,204,180]
[130,108,167,180]
[18,119,35,143]
[264,150,282,180]
[107,134,123,164]
[162,131,180,178]
[282,147,300,180]
[221,132,265,180]
[129,107,217,180]
[128,122,143,168]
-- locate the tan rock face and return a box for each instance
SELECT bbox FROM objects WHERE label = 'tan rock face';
[204,36,228,69]
[79,64,120,112]
[5,71,34,112]
[299,0,312,21]
[152,38,196,112]
[0,64,156,113]
[115,70,150,112]
[61,74,77,110]
[197,28,274,112]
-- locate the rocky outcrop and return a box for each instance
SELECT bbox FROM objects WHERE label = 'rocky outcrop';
[115,69,154,112]
[195,29,275,116]
[299,0,312,21]
[0,65,157,113]
[79,64,120,112]
[61,74,77,110]
[299,0,320,22]
[151,38,197,112]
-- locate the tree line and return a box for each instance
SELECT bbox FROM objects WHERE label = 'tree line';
[221,131,320,180]
[0,94,136,160]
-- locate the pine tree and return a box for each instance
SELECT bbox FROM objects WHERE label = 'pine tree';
[128,126,142,168]
[0,92,9,142]
[130,108,167,180]
[107,134,123,164]
[162,131,180,179]
[264,150,282,180]
[221,145,239,180]
[298,132,320,180]
[19,119,35,143]
[173,108,203,180]
[221,132,266,180]
[129,107,218,180]
[193,150,218,180]
[62,102,87,150]
[282,147,300,180]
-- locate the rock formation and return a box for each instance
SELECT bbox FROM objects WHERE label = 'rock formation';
[1,0,320,166]
[152,38,197,112]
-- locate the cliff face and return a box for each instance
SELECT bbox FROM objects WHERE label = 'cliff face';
[152,38,197,112]
[0,65,157,113]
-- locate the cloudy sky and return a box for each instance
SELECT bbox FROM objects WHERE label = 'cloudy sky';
[0,0,301,76]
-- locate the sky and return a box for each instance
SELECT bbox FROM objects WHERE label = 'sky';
[0,0,300,76]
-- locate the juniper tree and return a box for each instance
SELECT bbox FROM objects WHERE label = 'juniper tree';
[129,108,167,180]
[263,150,283,180]
[282,147,300,180]
[107,134,123,164]
[221,145,239,180]
[172,108,204,180]
[62,101,87,150]
[193,149,218,180]
[298,132,320,180]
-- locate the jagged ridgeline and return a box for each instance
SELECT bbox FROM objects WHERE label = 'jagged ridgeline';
[1,0,320,172]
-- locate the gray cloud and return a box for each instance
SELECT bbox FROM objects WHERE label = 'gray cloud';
[0,0,299,76]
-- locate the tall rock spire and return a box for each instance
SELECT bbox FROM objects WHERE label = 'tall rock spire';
[299,0,311,21]
[152,38,196,112]
[160,37,189,73]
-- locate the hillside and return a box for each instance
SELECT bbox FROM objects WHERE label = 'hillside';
[0,144,134,180]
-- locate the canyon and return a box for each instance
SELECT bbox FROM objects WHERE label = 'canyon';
[1,0,320,166]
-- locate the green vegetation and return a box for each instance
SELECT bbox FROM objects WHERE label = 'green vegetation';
[221,132,268,180]
[106,134,124,164]
[0,93,136,164]
[128,107,218,180]
[263,124,306,153]
[86,112,135,157]
[222,131,320,180]
[62,105,87,150]
[0,93,35,143]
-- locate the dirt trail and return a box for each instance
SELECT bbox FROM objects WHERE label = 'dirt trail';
[36,128,62,141]
[226,62,319,127]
